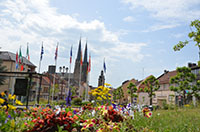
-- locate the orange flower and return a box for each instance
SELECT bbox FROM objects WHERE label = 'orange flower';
[67,111,72,116]
[73,115,78,120]
[109,106,113,110]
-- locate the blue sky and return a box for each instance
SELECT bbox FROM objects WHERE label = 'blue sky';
[0,0,200,88]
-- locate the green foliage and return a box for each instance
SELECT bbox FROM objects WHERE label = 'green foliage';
[70,86,76,97]
[116,86,124,102]
[126,108,200,132]
[127,82,138,104]
[50,84,59,96]
[170,67,198,104]
[71,97,82,106]
[81,101,91,106]
[173,19,200,54]
[112,89,118,102]
[141,75,160,105]
[0,59,7,85]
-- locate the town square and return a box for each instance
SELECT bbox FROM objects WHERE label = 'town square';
[0,0,200,132]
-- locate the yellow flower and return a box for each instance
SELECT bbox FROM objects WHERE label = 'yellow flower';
[16,99,23,105]
[97,97,102,100]
[1,92,5,96]
[104,83,111,86]
[2,105,7,110]
[101,95,107,100]
[11,95,16,100]
[8,94,12,100]
[92,92,98,96]
[8,94,16,100]
[8,104,17,110]
[0,98,5,104]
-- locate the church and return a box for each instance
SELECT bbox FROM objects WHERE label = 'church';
[48,38,90,99]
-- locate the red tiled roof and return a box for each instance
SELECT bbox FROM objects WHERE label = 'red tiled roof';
[158,70,177,84]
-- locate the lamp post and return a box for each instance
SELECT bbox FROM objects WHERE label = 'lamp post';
[59,66,68,100]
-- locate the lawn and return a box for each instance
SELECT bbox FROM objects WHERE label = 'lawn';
[127,108,200,132]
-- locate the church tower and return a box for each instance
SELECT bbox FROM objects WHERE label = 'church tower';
[82,42,88,82]
[98,70,105,86]
[73,38,82,83]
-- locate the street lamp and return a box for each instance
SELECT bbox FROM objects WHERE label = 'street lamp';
[59,66,68,100]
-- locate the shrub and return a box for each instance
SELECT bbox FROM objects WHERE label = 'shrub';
[162,100,169,110]
[71,98,82,106]
[81,101,91,106]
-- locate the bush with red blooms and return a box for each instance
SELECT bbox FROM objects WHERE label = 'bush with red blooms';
[26,109,79,132]
[82,103,93,111]
[104,109,123,122]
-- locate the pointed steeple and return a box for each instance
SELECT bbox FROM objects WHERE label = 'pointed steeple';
[83,41,88,63]
[76,38,81,61]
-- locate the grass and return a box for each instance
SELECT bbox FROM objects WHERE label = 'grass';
[125,108,200,132]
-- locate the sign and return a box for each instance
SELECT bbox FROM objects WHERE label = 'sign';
[14,78,28,96]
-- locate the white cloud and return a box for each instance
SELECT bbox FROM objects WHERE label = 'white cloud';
[122,0,200,22]
[143,23,180,32]
[0,0,147,70]
[123,16,135,22]
[173,33,185,38]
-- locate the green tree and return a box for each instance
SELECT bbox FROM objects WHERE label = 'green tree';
[127,82,137,104]
[0,59,7,85]
[173,20,200,60]
[112,89,118,102]
[141,75,160,105]
[116,86,124,104]
[170,67,197,104]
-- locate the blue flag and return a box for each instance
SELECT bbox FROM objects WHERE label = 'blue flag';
[103,59,106,73]
[40,44,44,60]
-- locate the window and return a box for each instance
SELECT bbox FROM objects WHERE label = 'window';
[168,95,173,102]
[43,87,48,93]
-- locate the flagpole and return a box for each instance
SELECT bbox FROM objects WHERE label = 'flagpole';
[52,61,57,103]
[85,72,89,101]
[103,58,106,86]
[79,62,82,98]
[52,42,58,104]
[38,42,43,74]
[85,53,91,101]
[68,60,71,96]
[36,42,43,104]
[67,46,72,98]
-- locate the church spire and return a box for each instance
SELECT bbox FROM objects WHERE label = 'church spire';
[83,41,88,63]
[76,38,81,61]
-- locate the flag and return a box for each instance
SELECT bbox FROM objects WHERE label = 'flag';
[40,44,44,60]
[70,46,72,64]
[103,58,106,73]
[87,54,91,73]
[19,47,22,64]
[26,43,30,61]
[19,47,24,71]
[20,63,24,71]
[80,50,82,65]
[16,51,18,69]
[55,44,58,60]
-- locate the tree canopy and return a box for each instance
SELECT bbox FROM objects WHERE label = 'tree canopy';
[173,19,200,60]
[127,82,137,104]
[170,66,197,104]
[141,75,160,105]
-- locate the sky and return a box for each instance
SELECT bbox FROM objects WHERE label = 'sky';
[0,0,200,88]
